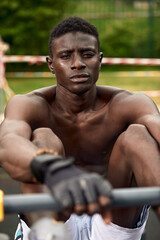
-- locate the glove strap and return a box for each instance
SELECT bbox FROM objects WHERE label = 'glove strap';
[48,157,74,174]
[31,154,62,183]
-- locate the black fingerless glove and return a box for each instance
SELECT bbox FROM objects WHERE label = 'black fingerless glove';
[30,154,77,183]
[30,154,112,209]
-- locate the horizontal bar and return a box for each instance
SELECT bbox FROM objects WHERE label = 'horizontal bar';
[2,56,160,65]
[3,187,160,214]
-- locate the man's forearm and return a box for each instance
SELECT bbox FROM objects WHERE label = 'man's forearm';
[0,133,38,182]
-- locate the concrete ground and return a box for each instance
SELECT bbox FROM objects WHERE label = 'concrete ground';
[0,168,160,240]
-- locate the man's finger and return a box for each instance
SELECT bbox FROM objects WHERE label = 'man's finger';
[95,177,112,198]
[98,196,111,207]
[74,204,86,215]
[52,184,73,209]
[79,175,98,203]
[102,209,112,224]
[87,202,100,215]
[69,180,86,206]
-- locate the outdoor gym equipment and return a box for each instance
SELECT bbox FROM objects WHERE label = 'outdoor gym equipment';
[0,187,160,219]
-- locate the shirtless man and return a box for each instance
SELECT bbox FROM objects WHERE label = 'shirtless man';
[0,17,160,240]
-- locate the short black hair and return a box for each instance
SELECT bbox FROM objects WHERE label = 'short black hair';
[49,17,100,58]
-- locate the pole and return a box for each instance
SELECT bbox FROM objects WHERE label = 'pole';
[0,37,9,117]
[3,187,160,214]
[0,51,5,114]
[148,0,154,57]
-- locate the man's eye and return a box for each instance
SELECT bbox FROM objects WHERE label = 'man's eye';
[83,52,94,58]
[60,55,70,59]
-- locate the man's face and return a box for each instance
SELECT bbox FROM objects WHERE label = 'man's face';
[47,32,102,95]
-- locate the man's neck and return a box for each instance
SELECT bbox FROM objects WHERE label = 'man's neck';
[55,85,97,114]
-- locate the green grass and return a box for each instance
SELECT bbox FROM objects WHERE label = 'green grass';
[7,71,160,106]
[98,73,160,106]
[98,72,160,91]
[8,77,57,94]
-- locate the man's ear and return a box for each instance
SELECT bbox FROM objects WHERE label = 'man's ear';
[99,52,103,69]
[46,56,55,74]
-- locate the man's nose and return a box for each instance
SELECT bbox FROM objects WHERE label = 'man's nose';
[71,55,86,70]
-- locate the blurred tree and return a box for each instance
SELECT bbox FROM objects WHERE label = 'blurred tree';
[100,19,158,58]
[100,22,135,58]
[0,0,68,55]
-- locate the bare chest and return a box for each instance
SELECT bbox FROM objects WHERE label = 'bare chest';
[48,110,125,173]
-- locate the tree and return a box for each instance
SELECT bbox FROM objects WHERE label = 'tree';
[0,0,68,55]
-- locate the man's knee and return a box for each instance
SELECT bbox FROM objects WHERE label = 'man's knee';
[120,124,156,154]
[32,127,65,156]
[32,128,54,145]
[32,127,54,138]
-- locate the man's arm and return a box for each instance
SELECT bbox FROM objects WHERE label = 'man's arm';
[129,93,160,144]
[129,94,160,217]
[0,119,38,182]
[0,95,42,182]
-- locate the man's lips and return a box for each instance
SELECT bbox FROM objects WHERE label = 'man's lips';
[70,74,89,82]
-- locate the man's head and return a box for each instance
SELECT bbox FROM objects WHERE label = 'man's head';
[47,17,103,95]
[49,17,100,58]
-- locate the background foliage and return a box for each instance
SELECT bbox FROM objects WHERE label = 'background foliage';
[0,0,69,55]
[0,0,160,73]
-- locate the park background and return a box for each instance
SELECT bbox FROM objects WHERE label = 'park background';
[0,0,160,239]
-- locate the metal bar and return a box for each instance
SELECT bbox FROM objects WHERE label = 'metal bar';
[111,187,160,207]
[3,56,160,66]
[3,187,160,214]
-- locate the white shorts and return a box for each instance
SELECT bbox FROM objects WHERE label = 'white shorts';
[15,206,149,240]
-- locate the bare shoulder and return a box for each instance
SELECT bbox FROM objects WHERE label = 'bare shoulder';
[96,85,131,104]
[97,85,159,122]
[4,86,56,123]
[112,89,158,113]
[98,85,157,109]
[30,85,56,102]
[112,90,159,124]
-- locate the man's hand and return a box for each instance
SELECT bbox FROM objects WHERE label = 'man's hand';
[30,154,112,216]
